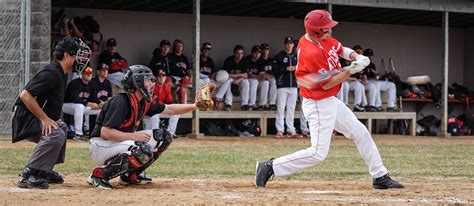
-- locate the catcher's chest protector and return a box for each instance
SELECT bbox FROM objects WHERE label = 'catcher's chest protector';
[118,93,151,132]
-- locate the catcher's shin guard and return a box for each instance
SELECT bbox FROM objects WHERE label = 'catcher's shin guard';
[92,142,153,180]
[152,128,173,155]
[122,130,173,183]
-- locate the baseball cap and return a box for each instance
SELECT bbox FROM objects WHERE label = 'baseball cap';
[98,63,109,70]
[284,36,294,44]
[202,42,212,49]
[106,38,117,47]
[260,43,269,50]
[251,45,262,53]
[160,39,171,47]
[83,67,93,74]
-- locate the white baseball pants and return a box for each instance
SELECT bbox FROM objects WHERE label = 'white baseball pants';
[366,80,396,107]
[143,114,180,135]
[248,78,259,107]
[62,103,101,135]
[228,78,250,106]
[211,79,232,104]
[272,96,388,179]
[275,88,298,134]
[349,80,367,106]
[258,80,269,106]
[336,81,349,105]
[89,130,157,165]
[268,77,277,105]
[376,80,396,108]
[299,96,309,134]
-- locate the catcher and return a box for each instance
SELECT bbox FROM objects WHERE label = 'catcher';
[88,65,214,189]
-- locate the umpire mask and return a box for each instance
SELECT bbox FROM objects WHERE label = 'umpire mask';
[123,65,155,102]
[54,37,91,73]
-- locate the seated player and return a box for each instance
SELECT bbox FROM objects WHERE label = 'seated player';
[144,68,180,139]
[62,67,101,141]
[88,65,211,189]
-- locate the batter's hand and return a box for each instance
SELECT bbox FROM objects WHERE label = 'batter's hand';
[41,117,58,136]
[355,55,370,68]
[132,132,151,142]
[343,61,365,74]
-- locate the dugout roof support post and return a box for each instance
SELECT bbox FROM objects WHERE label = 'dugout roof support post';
[188,0,204,139]
[440,11,450,137]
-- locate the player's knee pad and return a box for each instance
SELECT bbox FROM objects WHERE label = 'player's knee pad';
[152,128,173,154]
[129,141,153,168]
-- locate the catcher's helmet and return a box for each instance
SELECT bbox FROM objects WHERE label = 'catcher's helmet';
[304,10,338,38]
[53,37,91,73]
[123,65,155,102]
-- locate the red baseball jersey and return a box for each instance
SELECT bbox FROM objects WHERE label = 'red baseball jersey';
[153,82,173,104]
[295,35,343,100]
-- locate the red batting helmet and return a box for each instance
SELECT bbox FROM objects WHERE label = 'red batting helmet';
[304,10,338,38]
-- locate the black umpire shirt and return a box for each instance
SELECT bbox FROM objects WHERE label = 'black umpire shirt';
[91,93,165,137]
[14,60,68,121]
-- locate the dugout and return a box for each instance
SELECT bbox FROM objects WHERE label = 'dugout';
[1,0,473,136]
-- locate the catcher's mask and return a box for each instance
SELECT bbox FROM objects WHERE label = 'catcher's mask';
[123,65,155,102]
[53,37,91,73]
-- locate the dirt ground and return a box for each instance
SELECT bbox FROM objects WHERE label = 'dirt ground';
[1,136,473,205]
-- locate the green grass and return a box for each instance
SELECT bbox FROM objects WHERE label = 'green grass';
[1,144,473,179]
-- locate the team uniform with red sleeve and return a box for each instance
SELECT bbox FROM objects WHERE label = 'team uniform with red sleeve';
[144,83,180,136]
[271,35,389,179]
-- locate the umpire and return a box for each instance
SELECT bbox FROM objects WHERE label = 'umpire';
[12,37,90,189]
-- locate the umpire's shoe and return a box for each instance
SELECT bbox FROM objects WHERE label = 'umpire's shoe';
[87,175,112,190]
[373,174,404,189]
[42,171,64,184]
[17,167,49,189]
[255,159,274,188]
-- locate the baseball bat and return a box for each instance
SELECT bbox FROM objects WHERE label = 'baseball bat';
[297,69,341,89]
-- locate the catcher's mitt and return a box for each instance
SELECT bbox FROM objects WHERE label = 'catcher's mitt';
[195,83,216,110]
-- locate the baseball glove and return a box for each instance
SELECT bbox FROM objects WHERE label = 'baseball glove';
[195,83,216,110]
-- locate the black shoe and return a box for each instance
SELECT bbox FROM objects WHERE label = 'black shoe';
[119,174,152,185]
[17,167,48,189]
[255,159,274,188]
[73,134,88,142]
[353,104,366,112]
[224,104,232,111]
[365,106,376,112]
[249,105,256,111]
[386,107,400,112]
[375,106,384,112]
[241,105,249,111]
[258,106,265,111]
[172,134,180,139]
[269,104,277,111]
[373,174,404,189]
[43,171,64,184]
[87,175,112,189]
[18,174,49,189]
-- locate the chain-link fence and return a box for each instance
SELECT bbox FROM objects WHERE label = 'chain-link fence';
[0,0,29,135]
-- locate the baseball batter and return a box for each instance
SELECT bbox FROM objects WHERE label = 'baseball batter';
[255,10,404,189]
